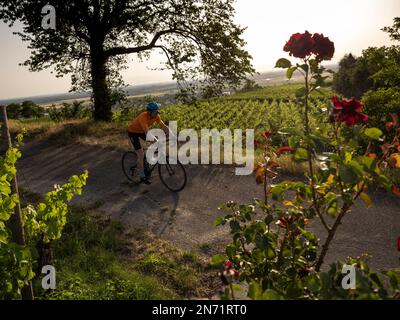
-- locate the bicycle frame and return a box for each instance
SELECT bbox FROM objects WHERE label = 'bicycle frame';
[144,154,172,177]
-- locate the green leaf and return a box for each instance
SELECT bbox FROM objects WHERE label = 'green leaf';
[364,128,383,141]
[357,156,376,171]
[294,148,309,162]
[261,289,281,300]
[275,58,292,68]
[325,192,339,217]
[306,274,321,293]
[309,134,330,144]
[229,220,241,233]
[287,66,298,80]
[266,247,276,259]
[210,254,226,267]
[348,160,365,177]
[360,192,373,208]
[271,185,285,201]
[255,233,269,250]
[214,217,225,226]
[383,271,400,288]
[248,282,261,300]
[225,244,236,258]
[288,136,300,149]
[377,174,391,190]
[339,165,358,184]
[299,64,309,73]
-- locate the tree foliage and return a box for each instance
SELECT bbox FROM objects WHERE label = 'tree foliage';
[6,101,45,120]
[0,0,254,121]
[332,53,371,99]
[333,18,400,100]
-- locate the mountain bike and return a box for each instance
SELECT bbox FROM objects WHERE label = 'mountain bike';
[121,139,187,192]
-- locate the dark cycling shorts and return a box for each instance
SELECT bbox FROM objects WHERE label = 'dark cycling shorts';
[128,131,146,150]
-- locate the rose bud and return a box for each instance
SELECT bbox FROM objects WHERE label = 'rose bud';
[263,131,273,139]
[224,260,233,270]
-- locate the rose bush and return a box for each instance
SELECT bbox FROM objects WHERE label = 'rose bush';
[215,32,400,300]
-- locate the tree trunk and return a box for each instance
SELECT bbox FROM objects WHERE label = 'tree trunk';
[36,235,53,275]
[91,52,112,121]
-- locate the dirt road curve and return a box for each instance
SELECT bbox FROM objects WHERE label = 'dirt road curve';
[18,141,400,270]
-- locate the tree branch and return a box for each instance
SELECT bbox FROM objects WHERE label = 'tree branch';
[104,29,176,57]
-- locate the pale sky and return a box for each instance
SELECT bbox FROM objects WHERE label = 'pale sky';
[0,0,399,100]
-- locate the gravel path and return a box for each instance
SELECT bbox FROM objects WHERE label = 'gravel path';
[18,141,400,271]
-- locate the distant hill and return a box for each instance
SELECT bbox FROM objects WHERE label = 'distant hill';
[0,82,179,106]
[0,65,337,106]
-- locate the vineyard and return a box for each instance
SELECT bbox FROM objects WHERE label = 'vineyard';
[9,83,332,152]
[117,83,333,145]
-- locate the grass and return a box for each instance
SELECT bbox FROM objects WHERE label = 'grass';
[20,189,220,300]
[10,119,131,151]
[127,230,220,298]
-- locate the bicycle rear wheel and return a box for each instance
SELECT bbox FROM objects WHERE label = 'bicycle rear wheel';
[158,158,187,192]
[122,151,138,182]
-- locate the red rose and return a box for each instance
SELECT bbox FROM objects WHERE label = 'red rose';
[332,96,369,126]
[312,33,335,60]
[283,31,314,59]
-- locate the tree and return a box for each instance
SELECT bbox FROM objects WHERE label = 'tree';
[382,17,400,42]
[238,78,261,93]
[0,0,254,121]
[333,18,400,99]
[5,101,44,119]
[332,53,374,99]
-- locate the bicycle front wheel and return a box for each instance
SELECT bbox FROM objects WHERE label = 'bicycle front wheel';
[158,159,187,192]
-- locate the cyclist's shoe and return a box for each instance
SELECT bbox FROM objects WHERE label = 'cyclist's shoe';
[140,177,151,185]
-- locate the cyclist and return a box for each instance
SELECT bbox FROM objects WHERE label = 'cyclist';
[127,102,169,184]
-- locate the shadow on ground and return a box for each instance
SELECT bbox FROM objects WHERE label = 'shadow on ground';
[18,141,400,270]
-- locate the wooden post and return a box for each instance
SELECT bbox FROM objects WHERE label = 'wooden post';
[0,105,8,154]
[0,105,34,300]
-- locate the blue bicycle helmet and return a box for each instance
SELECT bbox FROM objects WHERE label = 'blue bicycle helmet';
[147,102,160,111]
